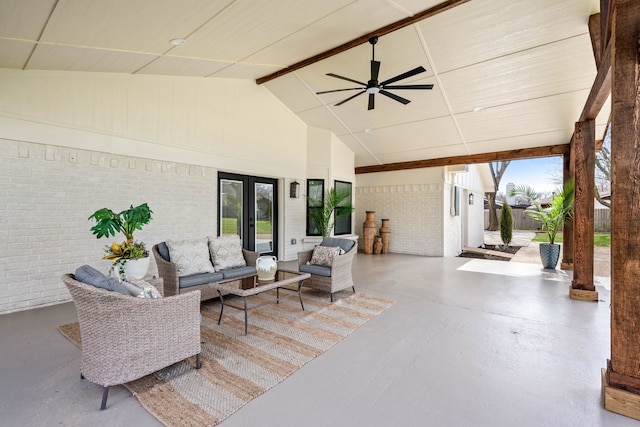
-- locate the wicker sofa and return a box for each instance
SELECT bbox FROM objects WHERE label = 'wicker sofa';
[152,236,259,301]
[297,237,357,301]
[61,273,201,410]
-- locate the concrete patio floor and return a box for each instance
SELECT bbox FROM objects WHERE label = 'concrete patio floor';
[0,252,632,427]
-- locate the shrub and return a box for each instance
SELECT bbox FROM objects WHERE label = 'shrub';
[500,203,513,247]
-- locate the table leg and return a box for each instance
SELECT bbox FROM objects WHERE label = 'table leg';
[243,297,248,335]
[298,281,305,311]
[217,290,225,325]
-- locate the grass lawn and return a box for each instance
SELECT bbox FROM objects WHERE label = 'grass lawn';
[532,232,610,247]
[221,218,272,235]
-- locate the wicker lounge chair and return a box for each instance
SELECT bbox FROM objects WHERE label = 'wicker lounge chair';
[297,237,357,302]
[61,274,202,410]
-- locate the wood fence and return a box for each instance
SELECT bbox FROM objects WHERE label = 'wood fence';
[485,208,610,232]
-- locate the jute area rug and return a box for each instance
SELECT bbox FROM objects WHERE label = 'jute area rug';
[59,289,394,426]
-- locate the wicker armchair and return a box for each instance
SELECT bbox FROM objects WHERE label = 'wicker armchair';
[297,237,357,302]
[61,274,201,410]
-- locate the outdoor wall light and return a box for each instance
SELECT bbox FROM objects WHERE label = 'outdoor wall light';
[469,193,474,205]
[290,180,300,198]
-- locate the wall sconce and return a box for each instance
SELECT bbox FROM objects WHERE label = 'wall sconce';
[469,193,474,205]
[290,180,300,198]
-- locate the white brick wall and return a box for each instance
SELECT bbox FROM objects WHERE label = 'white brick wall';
[0,139,218,314]
[355,184,444,256]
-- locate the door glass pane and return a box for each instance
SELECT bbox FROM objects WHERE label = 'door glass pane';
[254,182,274,254]
[220,179,243,237]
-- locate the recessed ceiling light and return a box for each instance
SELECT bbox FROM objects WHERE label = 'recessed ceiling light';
[364,128,373,134]
[170,38,186,46]
[473,106,484,113]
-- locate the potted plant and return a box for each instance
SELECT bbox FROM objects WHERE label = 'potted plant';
[510,180,574,269]
[308,188,354,237]
[88,203,153,279]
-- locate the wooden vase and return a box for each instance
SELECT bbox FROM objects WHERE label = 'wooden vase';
[380,218,391,254]
[363,211,377,254]
[373,236,383,254]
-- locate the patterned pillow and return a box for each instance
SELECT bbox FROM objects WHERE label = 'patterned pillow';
[121,277,162,298]
[166,238,215,276]
[310,246,342,266]
[208,235,246,271]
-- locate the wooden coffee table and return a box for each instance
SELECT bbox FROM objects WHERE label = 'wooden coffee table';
[211,268,310,334]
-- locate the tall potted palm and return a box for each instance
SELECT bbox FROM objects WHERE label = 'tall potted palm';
[510,181,574,269]
[88,203,153,278]
[308,188,354,237]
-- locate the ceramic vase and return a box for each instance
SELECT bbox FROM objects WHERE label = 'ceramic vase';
[256,255,278,282]
[363,211,377,254]
[121,257,150,279]
[380,218,391,254]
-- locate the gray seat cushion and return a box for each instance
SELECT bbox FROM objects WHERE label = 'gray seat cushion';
[221,266,257,279]
[320,237,354,253]
[74,265,130,295]
[179,272,224,288]
[299,263,332,277]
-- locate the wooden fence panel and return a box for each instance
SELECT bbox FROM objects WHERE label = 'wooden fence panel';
[484,208,610,232]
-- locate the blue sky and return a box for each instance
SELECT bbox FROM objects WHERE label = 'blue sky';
[496,158,563,195]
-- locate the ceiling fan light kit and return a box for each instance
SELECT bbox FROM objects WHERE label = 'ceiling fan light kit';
[316,36,434,110]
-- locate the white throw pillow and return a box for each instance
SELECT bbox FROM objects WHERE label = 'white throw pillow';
[208,234,246,271]
[121,277,162,298]
[166,237,215,276]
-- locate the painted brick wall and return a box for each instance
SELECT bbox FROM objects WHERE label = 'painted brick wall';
[0,139,218,314]
[355,184,444,256]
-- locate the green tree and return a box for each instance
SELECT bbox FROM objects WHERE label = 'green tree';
[486,161,511,231]
[499,202,513,248]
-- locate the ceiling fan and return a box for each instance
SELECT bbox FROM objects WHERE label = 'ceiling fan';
[316,36,434,110]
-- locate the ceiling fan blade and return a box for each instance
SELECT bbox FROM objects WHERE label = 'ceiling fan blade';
[371,60,380,82]
[326,73,367,86]
[379,66,427,86]
[383,84,434,90]
[379,90,411,105]
[334,90,366,106]
[316,87,365,94]
[368,93,375,110]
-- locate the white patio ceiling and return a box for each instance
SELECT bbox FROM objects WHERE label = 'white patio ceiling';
[0,0,608,168]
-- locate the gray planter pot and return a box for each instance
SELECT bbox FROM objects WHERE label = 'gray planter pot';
[539,242,561,269]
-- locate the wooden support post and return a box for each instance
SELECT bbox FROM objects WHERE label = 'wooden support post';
[561,150,574,270]
[604,1,640,421]
[570,120,597,300]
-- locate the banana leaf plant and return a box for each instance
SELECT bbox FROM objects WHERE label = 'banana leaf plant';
[509,180,574,244]
[308,188,353,237]
[88,203,153,270]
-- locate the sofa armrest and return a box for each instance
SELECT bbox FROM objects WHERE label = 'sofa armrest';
[297,249,313,267]
[242,249,260,266]
[152,244,180,297]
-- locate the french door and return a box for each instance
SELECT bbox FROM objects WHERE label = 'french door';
[218,172,278,255]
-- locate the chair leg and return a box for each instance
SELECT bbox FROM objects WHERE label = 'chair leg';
[196,353,201,369]
[100,386,109,410]
[352,286,356,293]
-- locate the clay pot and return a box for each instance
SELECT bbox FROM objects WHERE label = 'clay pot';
[363,211,377,254]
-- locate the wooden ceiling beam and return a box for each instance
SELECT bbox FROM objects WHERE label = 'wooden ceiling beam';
[255,0,471,85]
[580,40,611,122]
[589,13,602,67]
[354,144,569,174]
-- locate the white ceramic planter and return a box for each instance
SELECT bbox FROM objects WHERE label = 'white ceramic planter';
[256,255,277,282]
[120,257,150,279]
